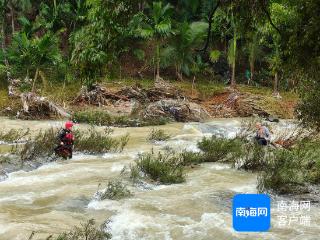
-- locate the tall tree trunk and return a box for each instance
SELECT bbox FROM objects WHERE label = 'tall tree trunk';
[201,0,220,53]
[10,5,15,34]
[155,43,160,80]
[273,72,279,94]
[32,68,39,93]
[1,21,13,95]
[231,35,237,87]
[249,60,255,84]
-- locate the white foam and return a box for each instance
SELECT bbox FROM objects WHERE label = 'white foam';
[88,199,122,211]
[209,164,231,170]
[230,183,257,193]
[109,209,165,240]
[111,163,125,172]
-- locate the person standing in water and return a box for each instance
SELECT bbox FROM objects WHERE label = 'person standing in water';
[255,122,271,146]
[55,121,75,159]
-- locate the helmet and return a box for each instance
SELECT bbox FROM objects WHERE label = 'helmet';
[65,121,74,130]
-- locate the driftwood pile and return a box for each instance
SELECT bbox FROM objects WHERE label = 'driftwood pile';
[210,91,271,118]
[7,79,70,120]
[73,79,184,106]
[72,79,209,122]
[18,92,70,119]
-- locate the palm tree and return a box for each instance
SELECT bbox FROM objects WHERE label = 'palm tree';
[6,32,62,92]
[161,21,208,80]
[133,1,173,81]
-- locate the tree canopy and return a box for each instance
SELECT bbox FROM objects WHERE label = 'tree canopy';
[0,0,319,126]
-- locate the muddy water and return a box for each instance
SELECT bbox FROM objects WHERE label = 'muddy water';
[0,118,319,240]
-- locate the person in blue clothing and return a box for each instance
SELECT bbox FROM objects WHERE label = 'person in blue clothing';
[255,122,270,146]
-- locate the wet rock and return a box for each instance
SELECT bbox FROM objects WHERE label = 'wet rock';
[266,116,280,123]
[107,100,140,116]
[143,99,210,122]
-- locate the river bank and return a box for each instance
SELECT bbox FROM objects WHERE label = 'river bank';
[0,80,297,124]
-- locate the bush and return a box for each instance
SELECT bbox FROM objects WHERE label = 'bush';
[197,136,243,162]
[29,219,111,240]
[73,110,112,126]
[131,151,185,184]
[147,129,171,142]
[96,180,132,200]
[257,143,320,194]
[74,126,129,153]
[257,149,308,194]
[0,128,30,143]
[237,143,268,171]
[18,128,57,161]
[13,127,129,161]
[73,110,169,127]
[180,151,203,166]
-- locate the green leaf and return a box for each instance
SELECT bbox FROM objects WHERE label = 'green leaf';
[210,50,221,63]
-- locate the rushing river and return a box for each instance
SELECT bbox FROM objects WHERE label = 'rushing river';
[0,117,319,240]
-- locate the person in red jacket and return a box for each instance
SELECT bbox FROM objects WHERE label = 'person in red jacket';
[54,121,75,159]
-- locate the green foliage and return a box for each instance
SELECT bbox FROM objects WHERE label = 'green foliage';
[0,128,29,143]
[18,128,57,161]
[238,143,268,171]
[131,151,185,184]
[73,110,169,127]
[147,129,170,142]
[54,219,111,240]
[251,138,320,194]
[11,126,129,161]
[180,151,203,166]
[74,127,129,153]
[97,179,132,200]
[197,136,243,162]
[130,1,173,79]
[162,21,208,78]
[70,0,136,85]
[209,50,221,63]
[6,32,62,77]
[297,72,320,130]
[73,110,112,126]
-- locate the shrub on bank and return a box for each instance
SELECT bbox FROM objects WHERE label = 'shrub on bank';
[147,129,171,142]
[96,179,132,200]
[197,136,243,163]
[180,151,203,166]
[18,128,57,161]
[73,110,169,127]
[257,142,320,194]
[131,151,185,184]
[0,128,30,143]
[257,149,309,194]
[237,143,268,171]
[73,110,112,126]
[29,219,111,240]
[12,127,129,161]
[74,127,129,153]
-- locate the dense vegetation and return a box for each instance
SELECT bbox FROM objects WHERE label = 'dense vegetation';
[0,0,319,126]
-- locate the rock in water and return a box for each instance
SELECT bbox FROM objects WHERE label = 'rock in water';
[266,116,280,123]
